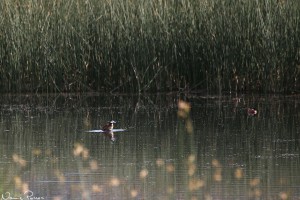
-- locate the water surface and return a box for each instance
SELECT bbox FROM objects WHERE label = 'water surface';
[0,94,299,199]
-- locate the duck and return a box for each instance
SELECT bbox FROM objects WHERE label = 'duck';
[247,108,258,116]
[102,120,116,131]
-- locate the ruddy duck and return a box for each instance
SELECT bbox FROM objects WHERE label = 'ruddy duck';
[247,108,257,116]
[102,120,116,131]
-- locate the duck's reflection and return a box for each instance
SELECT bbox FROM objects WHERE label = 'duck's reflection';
[103,131,116,142]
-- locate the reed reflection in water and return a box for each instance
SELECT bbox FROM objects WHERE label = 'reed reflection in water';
[0,94,299,199]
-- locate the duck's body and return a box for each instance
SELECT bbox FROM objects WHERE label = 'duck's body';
[102,120,116,131]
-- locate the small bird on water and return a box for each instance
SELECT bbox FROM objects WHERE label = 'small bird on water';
[247,108,257,116]
[102,120,116,131]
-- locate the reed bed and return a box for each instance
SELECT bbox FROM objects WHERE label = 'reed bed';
[0,0,299,93]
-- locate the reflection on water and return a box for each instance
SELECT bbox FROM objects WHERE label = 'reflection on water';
[0,94,299,199]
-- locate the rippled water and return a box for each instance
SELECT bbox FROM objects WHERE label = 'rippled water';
[0,94,299,199]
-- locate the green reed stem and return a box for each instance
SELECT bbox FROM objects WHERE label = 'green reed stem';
[0,0,299,93]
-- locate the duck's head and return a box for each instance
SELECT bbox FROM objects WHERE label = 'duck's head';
[108,120,116,125]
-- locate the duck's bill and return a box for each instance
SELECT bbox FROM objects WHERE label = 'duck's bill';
[86,129,127,133]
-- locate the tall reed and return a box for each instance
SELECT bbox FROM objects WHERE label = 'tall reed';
[0,0,299,93]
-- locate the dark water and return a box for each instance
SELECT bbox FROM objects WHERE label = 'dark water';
[0,94,299,200]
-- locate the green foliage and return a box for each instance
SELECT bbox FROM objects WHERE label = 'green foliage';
[0,0,299,93]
